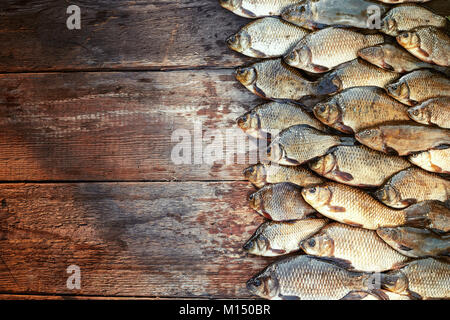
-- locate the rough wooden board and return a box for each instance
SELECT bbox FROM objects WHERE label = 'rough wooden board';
[0,0,252,72]
[0,70,265,181]
[0,181,275,298]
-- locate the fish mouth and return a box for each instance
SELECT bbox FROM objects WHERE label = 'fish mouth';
[242,239,254,252]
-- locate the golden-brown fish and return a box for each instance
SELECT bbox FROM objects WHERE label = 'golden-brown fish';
[374,167,450,209]
[227,17,310,58]
[316,59,401,95]
[281,0,389,30]
[374,0,432,3]
[219,0,299,18]
[308,145,412,188]
[243,218,328,256]
[358,43,450,74]
[249,182,316,221]
[381,258,450,299]
[361,291,411,300]
[244,162,325,188]
[377,227,450,258]
[397,26,450,66]
[407,97,450,129]
[301,223,409,272]
[408,148,450,174]
[301,182,428,230]
[267,124,355,165]
[380,5,447,37]
[313,87,410,134]
[235,59,318,100]
[355,122,450,156]
[404,201,450,234]
[284,27,384,73]
[385,69,450,106]
[247,255,389,300]
[237,101,325,139]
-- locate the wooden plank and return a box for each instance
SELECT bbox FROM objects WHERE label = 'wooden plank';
[0,70,263,181]
[0,0,251,72]
[0,181,272,298]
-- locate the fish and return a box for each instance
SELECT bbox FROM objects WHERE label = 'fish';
[374,167,450,209]
[407,97,450,129]
[249,182,316,221]
[236,101,325,140]
[404,201,450,234]
[315,59,401,95]
[266,124,356,165]
[219,0,299,18]
[235,59,318,100]
[361,291,411,300]
[243,162,325,189]
[313,86,410,134]
[358,43,450,75]
[381,258,450,299]
[397,26,450,67]
[380,4,447,37]
[308,145,412,188]
[301,223,410,272]
[283,27,384,73]
[226,17,310,58]
[355,122,450,156]
[374,0,432,3]
[408,148,450,174]
[280,0,389,30]
[377,226,450,258]
[385,69,450,106]
[301,182,429,230]
[243,218,328,256]
[247,255,389,300]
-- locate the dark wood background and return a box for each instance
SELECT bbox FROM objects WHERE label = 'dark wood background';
[0,0,448,300]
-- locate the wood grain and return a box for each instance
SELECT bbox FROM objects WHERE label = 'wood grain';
[0,70,263,181]
[0,181,273,298]
[0,0,251,72]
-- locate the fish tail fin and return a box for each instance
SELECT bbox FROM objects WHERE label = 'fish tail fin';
[403,205,430,229]
[339,136,356,146]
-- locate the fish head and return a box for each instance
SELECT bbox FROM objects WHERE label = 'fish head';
[407,105,430,124]
[358,45,386,68]
[247,265,280,299]
[386,80,410,103]
[248,190,263,212]
[219,0,242,11]
[380,17,398,36]
[281,3,308,25]
[301,185,331,208]
[284,45,310,69]
[313,101,341,127]
[355,127,383,151]
[381,270,408,295]
[243,227,271,255]
[374,185,401,208]
[226,30,251,53]
[397,31,420,50]
[266,142,285,164]
[236,110,260,133]
[376,227,401,243]
[300,232,334,257]
[309,154,336,176]
[235,66,257,86]
[243,163,267,188]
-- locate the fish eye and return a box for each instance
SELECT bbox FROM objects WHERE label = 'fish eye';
[309,187,316,194]
[253,279,261,287]
[319,105,326,113]
[249,193,255,200]
[412,110,419,116]
[402,33,409,39]
[308,239,316,247]
[267,146,272,155]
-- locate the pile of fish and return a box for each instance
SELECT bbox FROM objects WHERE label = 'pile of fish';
[220,0,450,300]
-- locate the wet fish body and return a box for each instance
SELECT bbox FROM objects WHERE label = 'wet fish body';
[237,101,325,139]
[227,17,310,58]
[408,97,450,129]
[301,223,409,272]
[249,182,316,221]
[219,0,299,18]
[313,86,410,134]
[243,218,328,256]
[284,27,384,73]
[408,148,450,174]
[397,26,450,66]
[267,124,355,165]
[244,162,325,188]
[386,70,450,106]
[235,59,318,100]
[377,226,450,258]
[355,122,450,156]
[374,167,450,209]
[308,145,412,188]
[247,255,388,300]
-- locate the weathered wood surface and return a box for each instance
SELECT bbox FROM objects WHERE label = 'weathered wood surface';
[0,70,263,181]
[0,181,272,298]
[0,0,251,72]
